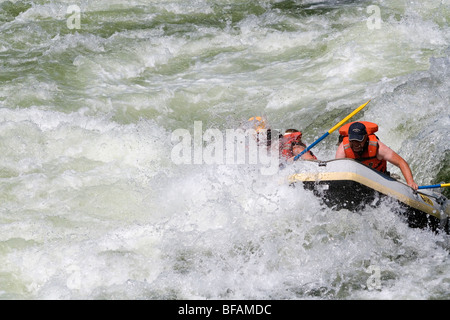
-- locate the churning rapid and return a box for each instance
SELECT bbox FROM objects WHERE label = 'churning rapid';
[0,0,449,300]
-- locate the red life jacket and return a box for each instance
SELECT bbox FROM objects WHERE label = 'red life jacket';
[339,121,387,173]
[280,132,317,160]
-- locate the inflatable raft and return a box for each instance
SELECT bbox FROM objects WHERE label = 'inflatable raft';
[288,159,449,233]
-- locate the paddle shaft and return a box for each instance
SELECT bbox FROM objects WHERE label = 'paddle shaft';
[293,100,371,161]
[418,183,450,190]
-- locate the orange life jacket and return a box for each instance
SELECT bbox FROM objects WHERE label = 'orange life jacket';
[339,121,387,173]
[280,132,317,160]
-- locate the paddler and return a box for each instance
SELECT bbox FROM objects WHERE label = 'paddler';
[246,118,317,163]
[336,121,418,190]
[280,129,317,162]
[247,116,273,147]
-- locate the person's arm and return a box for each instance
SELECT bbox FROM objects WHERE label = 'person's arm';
[291,144,316,161]
[335,142,345,159]
[378,142,418,190]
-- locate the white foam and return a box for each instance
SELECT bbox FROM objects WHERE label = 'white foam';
[1,0,449,300]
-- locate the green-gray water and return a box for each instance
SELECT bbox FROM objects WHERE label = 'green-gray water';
[0,0,449,299]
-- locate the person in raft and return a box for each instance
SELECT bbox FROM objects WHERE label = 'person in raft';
[336,121,418,190]
[280,129,317,162]
[247,116,273,148]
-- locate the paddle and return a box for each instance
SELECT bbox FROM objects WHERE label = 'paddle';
[418,183,450,190]
[293,99,371,161]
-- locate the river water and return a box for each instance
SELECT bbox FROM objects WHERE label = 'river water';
[0,0,449,299]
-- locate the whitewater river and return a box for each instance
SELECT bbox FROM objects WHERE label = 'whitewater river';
[0,0,449,299]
